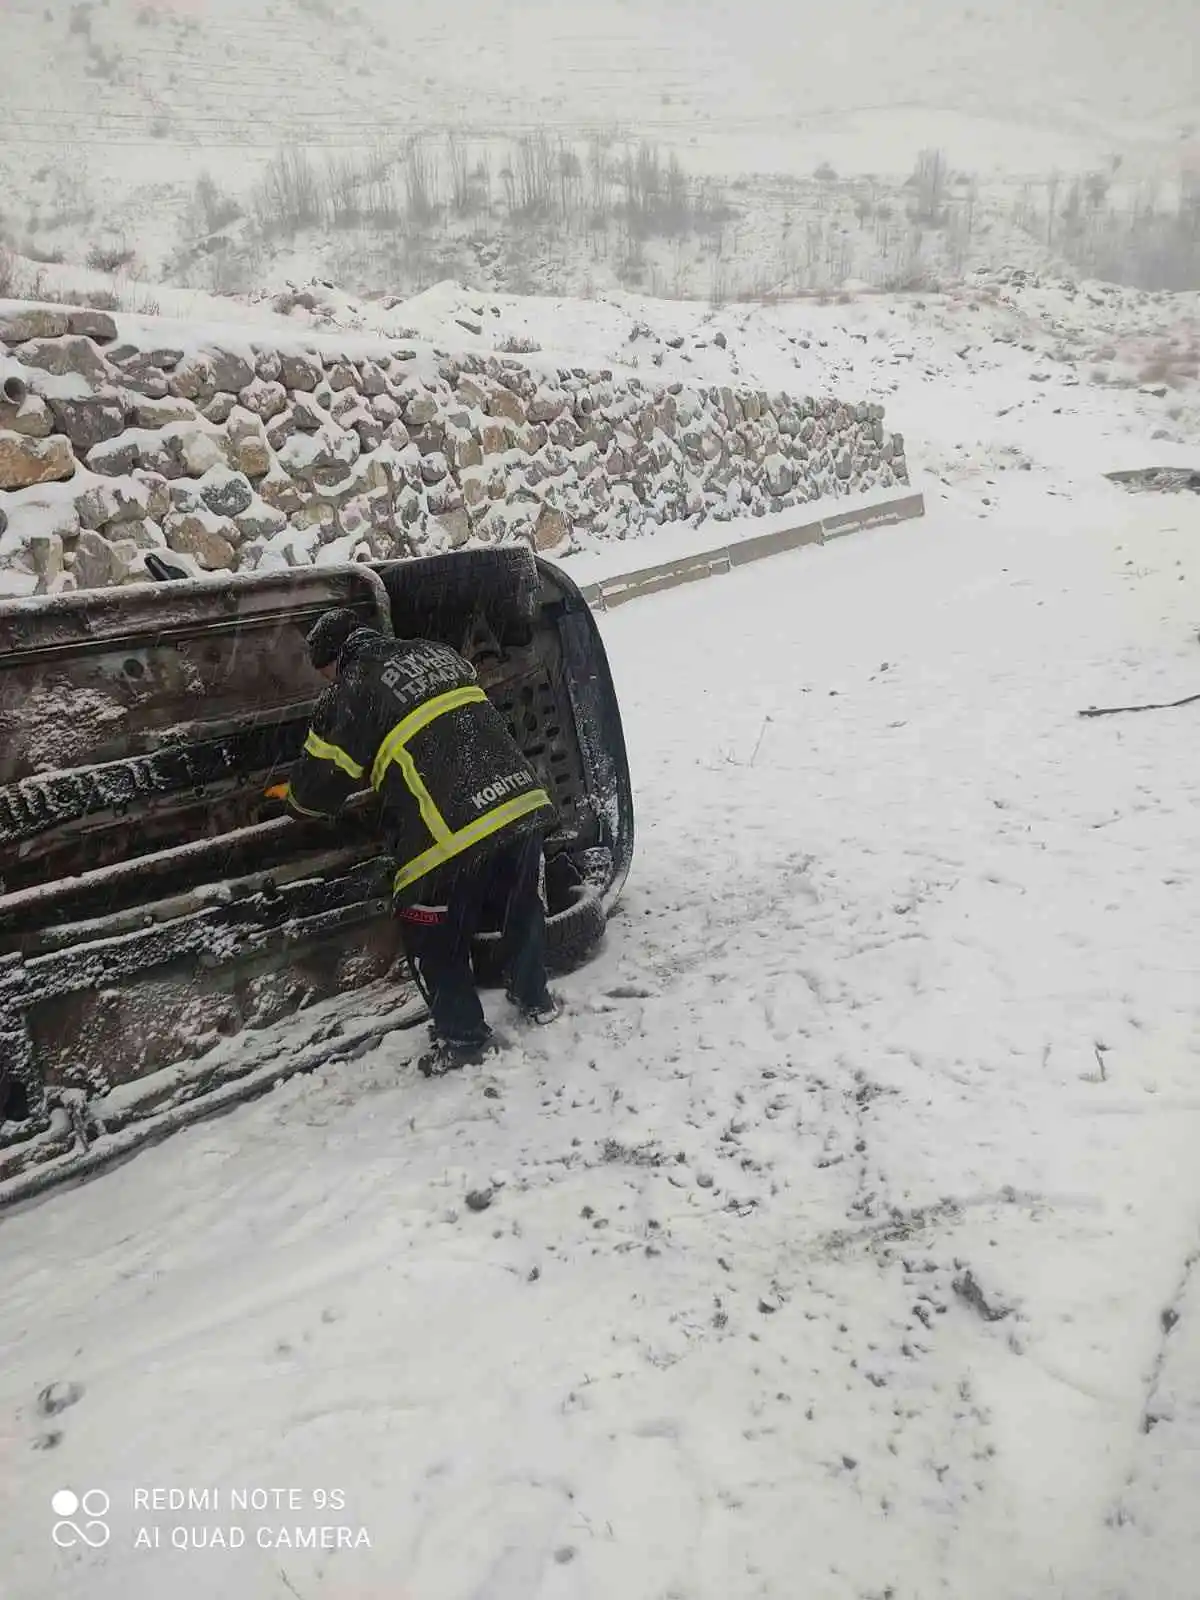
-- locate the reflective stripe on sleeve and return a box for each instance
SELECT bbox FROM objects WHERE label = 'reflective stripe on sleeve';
[303,729,365,780]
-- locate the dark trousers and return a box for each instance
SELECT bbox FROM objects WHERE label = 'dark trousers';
[397,831,549,1045]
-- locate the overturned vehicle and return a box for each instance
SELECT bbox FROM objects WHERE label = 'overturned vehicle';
[0,546,634,1208]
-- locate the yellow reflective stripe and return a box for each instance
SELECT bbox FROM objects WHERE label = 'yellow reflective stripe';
[388,742,452,846]
[303,729,364,781]
[284,786,330,819]
[392,789,553,895]
[370,685,488,791]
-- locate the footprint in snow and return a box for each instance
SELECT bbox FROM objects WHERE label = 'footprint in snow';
[31,1380,84,1450]
[37,1381,84,1417]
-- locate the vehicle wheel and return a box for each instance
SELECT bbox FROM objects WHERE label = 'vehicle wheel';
[471,886,607,986]
[543,887,608,975]
[377,547,539,639]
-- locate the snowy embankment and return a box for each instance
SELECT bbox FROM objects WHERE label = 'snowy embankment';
[2,448,1199,1598]
[0,285,908,595]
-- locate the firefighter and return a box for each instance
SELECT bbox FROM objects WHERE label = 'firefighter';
[284,607,561,1074]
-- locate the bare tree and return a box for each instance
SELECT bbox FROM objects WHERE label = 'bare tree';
[910,148,947,226]
[446,134,470,215]
[190,171,241,237]
[254,147,325,235]
[1045,172,1061,245]
[514,133,555,219]
[405,138,439,227]
[587,134,613,217]
[1012,181,1036,234]
[1085,170,1110,211]
[363,167,402,230]
[663,152,689,234]
[499,161,516,217]
[558,145,583,224]
[472,153,492,211]
[1060,177,1085,243]
[324,152,363,227]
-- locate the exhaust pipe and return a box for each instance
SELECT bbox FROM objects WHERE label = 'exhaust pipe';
[2,371,28,407]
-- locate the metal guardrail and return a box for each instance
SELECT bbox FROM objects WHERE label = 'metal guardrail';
[579,490,926,611]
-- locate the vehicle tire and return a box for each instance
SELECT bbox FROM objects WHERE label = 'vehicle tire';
[377,547,539,640]
[0,1063,31,1127]
[471,886,607,986]
[543,887,608,975]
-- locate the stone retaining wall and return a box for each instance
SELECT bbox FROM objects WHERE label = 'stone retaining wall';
[0,300,909,595]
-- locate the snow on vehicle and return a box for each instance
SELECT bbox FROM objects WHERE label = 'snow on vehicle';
[0,545,634,1207]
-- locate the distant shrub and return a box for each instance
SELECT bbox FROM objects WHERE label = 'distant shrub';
[908,149,948,226]
[86,242,136,272]
[191,172,243,236]
[254,147,326,235]
[272,286,321,315]
[86,46,120,80]
[22,240,66,265]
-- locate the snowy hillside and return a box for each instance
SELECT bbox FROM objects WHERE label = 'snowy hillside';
[2,0,1198,299]
[5,0,1196,189]
[1,253,1200,1598]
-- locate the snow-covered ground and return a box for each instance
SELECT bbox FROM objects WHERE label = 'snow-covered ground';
[3,386,1200,1600]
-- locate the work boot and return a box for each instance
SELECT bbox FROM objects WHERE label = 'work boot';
[417,1026,496,1078]
[507,988,562,1026]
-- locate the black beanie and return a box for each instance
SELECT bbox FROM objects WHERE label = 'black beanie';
[306,607,364,670]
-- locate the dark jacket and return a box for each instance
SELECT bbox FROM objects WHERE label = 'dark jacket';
[286,629,556,901]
